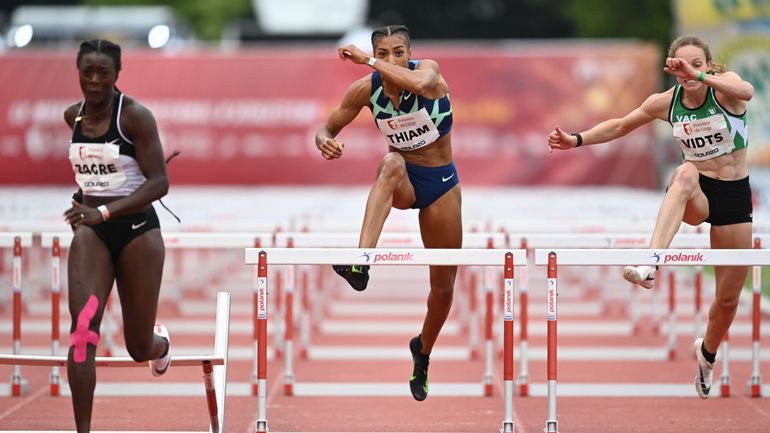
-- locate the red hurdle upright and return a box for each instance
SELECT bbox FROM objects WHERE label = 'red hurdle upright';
[256,251,268,433]
[11,236,24,397]
[749,236,762,397]
[545,252,558,433]
[50,236,61,396]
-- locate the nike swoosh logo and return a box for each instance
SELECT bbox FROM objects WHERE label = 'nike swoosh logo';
[698,365,710,394]
[403,92,413,100]
[131,221,148,230]
[442,173,455,182]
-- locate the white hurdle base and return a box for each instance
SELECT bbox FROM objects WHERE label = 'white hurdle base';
[293,382,486,397]
[0,380,28,396]
[527,382,770,398]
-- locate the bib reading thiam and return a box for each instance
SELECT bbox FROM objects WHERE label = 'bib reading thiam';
[673,113,734,161]
[68,142,127,193]
[375,107,440,152]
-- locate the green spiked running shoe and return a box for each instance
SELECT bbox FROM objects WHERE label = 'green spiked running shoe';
[409,334,430,401]
[332,264,370,291]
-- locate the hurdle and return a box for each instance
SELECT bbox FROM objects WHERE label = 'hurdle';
[40,231,271,397]
[509,232,714,396]
[534,248,767,433]
[0,233,33,397]
[0,291,230,433]
[271,231,507,396]
[246,247,525,433]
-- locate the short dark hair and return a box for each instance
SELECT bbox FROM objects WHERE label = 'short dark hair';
[76,39,122,74]
[371,25,410,49]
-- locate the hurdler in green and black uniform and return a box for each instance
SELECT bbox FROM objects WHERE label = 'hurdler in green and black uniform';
[669,83,752,225]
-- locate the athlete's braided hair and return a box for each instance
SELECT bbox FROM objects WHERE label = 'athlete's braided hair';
[371,25,410,49]
[668,35,727,75]
[76,39,122,75]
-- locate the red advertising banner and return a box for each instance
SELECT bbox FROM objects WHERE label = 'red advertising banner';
[0,42,660,186]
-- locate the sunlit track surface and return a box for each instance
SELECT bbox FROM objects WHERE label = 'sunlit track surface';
[2,186,770,433]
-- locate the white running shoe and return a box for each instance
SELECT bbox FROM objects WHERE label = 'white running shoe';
[694,337,714,399]
[149,323,171,377]
[622,265,656,289]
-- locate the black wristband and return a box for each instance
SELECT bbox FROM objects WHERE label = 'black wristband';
[571,132,583,147]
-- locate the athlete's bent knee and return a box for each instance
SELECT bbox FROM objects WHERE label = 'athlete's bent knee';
[377,154,406,182]
[714,291,740,312]
[69,295,100,363]
[669,164,700,197]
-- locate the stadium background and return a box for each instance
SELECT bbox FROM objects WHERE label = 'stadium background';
[0,0,767,190]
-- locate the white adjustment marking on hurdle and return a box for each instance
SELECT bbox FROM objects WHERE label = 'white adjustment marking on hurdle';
[534,248,770,266]
[0,319,271,336]
[0,232,32,247]
[527,383,730,397]
[319,320,461,336]
[306,345,471,361]
[293,382,485,397]
[246,247,526,266]
[2,345,262,361]
[0,354,224,368]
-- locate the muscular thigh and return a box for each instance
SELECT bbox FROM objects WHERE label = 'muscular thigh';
[115,229,165,327]
[419,184,462,248]
[67,226,115,332]
[711,222,752,300]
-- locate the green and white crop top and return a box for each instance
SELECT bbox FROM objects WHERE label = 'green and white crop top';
[668,84,748,161]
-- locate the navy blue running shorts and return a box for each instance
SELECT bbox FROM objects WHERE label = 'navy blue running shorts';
[405,161,460,209]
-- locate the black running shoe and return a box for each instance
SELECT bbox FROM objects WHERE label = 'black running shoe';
[409,334,430,401]
[332,264,370,291]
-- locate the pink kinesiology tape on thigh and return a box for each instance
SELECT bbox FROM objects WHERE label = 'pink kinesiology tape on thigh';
[69,295,100,363]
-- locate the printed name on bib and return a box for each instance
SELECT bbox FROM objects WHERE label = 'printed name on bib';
[376,107,440,152]
[673,113,734,161]
[69,142,127,192]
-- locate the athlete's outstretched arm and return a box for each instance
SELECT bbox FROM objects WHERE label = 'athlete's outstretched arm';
[548,89,671,151]
[315,77,369,160]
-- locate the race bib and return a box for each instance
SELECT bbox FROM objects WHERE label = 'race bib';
[376,107,440,152]
[673,114,734,161]
[68,142,126,193]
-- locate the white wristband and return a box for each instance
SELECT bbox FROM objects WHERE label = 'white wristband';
[97,205,110,221]
[367,57,377,67]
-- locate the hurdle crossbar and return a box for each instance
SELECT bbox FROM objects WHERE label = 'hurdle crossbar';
[0,291,230,433]
[534,248,770,266]
[247,247,524,266]
[272,232,507,396]
[246,247,525,433]
[534,249,766,433]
